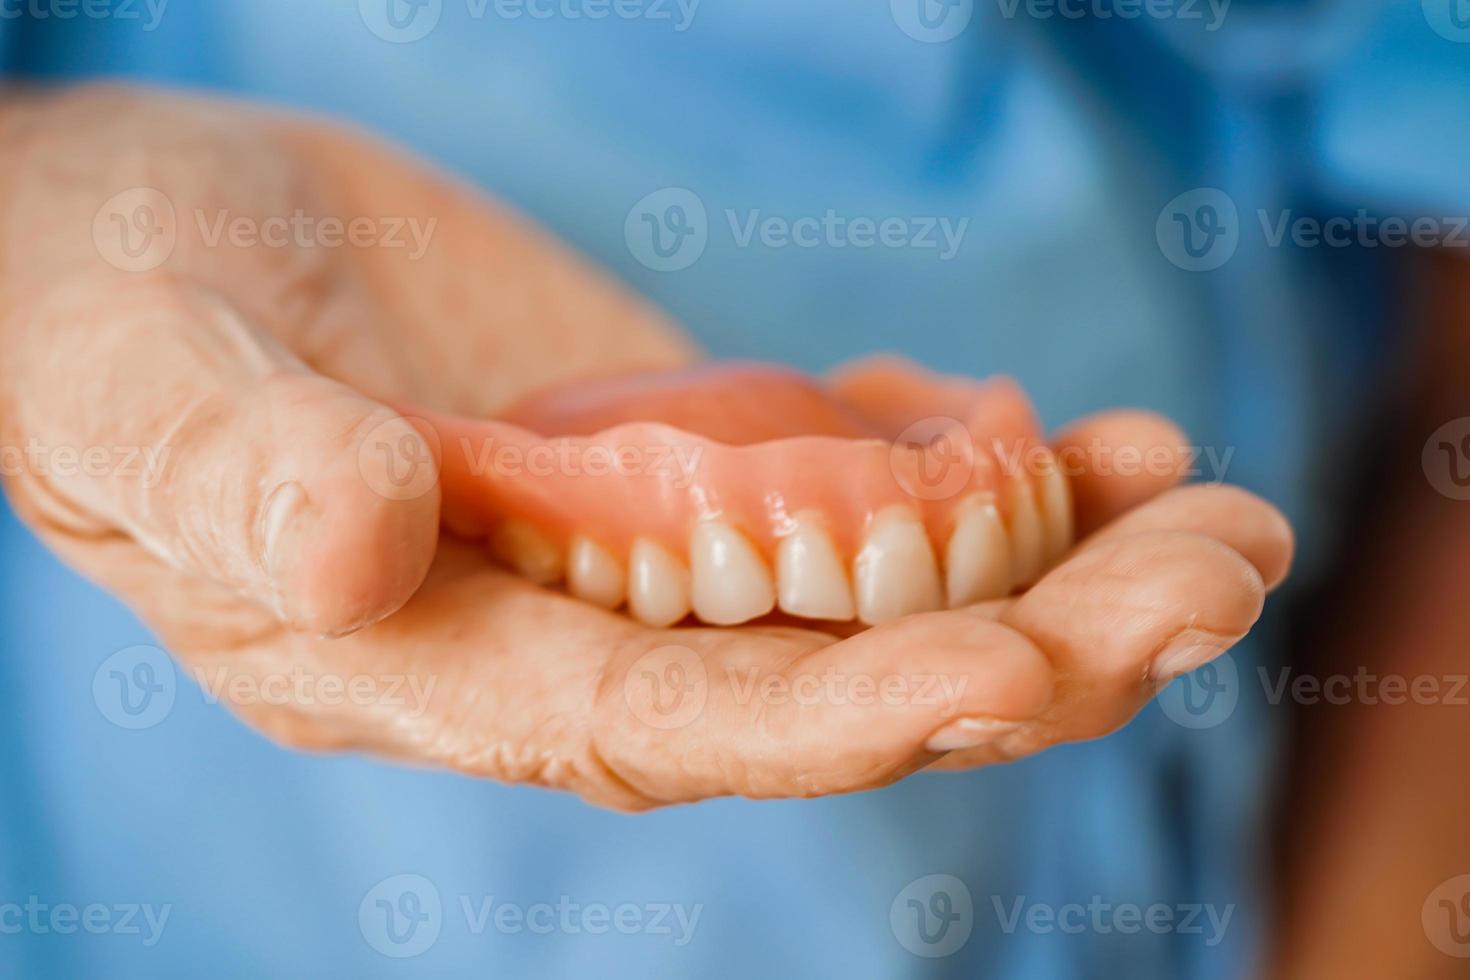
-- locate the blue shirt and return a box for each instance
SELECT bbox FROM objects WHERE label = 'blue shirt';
[2,2,1464,976]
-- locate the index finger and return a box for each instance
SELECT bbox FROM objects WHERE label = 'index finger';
[1052,409,1195,535]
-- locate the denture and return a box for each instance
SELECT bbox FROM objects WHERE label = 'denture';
[407,358,1073,627]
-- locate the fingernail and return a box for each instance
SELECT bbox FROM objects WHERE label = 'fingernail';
[318,608,389,641]
[924,716,1027,753]
[1150,637,1229,683]
[259,481,308,617]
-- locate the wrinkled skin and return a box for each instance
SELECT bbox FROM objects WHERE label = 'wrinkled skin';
[0,86,1293,810]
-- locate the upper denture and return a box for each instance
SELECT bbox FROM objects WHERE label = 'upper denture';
[405,358,1072,627]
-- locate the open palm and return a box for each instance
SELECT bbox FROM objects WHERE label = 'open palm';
[0,86,1291,809]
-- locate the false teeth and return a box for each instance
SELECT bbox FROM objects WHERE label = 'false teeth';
[434,362,1076,626]
[689,522,776,625]
[853,507,945,625]
[489,520,564,585]
[775,514,856,621]
[944,493,1012,607]
[1005,480,1046,588]
[627,538,691,627]
[489,471,1069,627]
[567,535,625,609]
[1037,449,1073,564]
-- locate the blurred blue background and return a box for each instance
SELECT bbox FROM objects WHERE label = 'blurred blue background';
[2,0,1466,976]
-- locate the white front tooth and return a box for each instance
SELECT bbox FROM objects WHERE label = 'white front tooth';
[628,538,691,627]
[853,507,944,625]
[1037,449,1074,563]
[776,513,855,621]
[690,522,776,625]
[489,519,564,584]
[1007,479,1046,587]
[568,535,625,609]
[944,494,1012,607]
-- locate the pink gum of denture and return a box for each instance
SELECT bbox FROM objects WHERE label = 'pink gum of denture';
[403,358,1071,626]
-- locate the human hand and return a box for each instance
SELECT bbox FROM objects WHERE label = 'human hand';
[0,86,1291,809]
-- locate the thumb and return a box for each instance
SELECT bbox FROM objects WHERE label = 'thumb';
[3,272,440,636]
